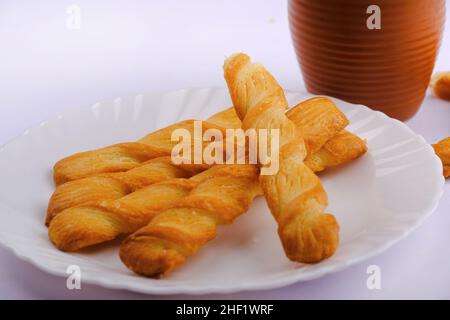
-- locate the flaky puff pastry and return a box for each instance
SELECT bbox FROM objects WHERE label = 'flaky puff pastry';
[48,141,359,253]
[433,137,450,178]
[48,165,261,252]
[47,103,365,253]
[53,119,227,185]
[212,104,366,173]
[46,156,209,225]
[48,108,238,223]
[47,104,366,224]
[224,53,339,263]
[53,96,364,186]
[118,87,366,278]
[119,164,261,277]
[48,141,365,254]
[304,130,367,173]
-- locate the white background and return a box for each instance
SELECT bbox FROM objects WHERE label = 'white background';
[0,0,449,299]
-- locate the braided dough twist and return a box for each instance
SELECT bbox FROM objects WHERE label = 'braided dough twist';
[53,100,364,185]
[119,164,261,277]
[53,119,226,185]
[48,103,365,223]
[118,95,363,277]
[46,157,208,224]
[48,165,260,251]
[224,53,339,263]
[49,97,365,255]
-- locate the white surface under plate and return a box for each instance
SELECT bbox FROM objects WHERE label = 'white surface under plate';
[0,88,444,295]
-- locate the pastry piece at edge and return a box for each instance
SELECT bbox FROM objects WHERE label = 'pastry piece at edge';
[433,137,450,178]
[224,52,339,263]
[430,72,450,101]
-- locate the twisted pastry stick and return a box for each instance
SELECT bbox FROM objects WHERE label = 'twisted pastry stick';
[224,53,339,263]
[304,130,367,173]
[214,104,366,172]
[48,109,236,222]
[46,156,208,225]
[118,100,362,277]
[54,97,363,186]
[48,164,260,251]
[48,103,365,222]
[48,93,362,253]
[53,119,226,185]
[119,164,261,277]
[433,137,450,178]
[49,109,237,221]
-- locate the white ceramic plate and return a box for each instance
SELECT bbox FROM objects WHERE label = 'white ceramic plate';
[0,88,444,295]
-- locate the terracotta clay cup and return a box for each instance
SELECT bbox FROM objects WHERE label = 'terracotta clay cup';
[289,0,446,120]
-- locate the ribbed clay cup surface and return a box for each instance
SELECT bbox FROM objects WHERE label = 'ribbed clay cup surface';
[289,0,445,120]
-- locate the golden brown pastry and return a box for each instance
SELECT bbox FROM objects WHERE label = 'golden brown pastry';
[217,104,366,172]
[119,164,261,277]
[49,95,363,255]
[47,104,366,223]
[206,107,243,129]
[53,119,227,185]
[433,137,450,178]
[285,97,348,154]
[48,165,260,251]
[47,108,240,223]
[49,131,357,254]
[53,98,363,186]
[118,90,362,277]
[224,53,339,263]
[430,72,450,101]
[46,156,208,225]
[304,130,367,173]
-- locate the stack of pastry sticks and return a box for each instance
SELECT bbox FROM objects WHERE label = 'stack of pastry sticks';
[46,53,369,278]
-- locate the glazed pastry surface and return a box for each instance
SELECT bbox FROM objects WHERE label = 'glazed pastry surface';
[48,165,260,251]
[224,53,339,263]
[119,164,261,277]
[47,105,366,223]
[53,120,227,185]
[118,57,365,277]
